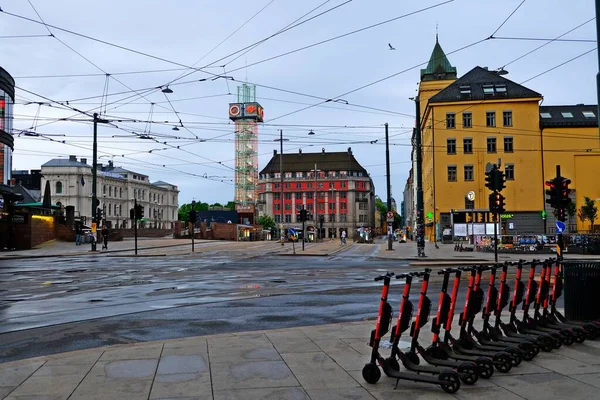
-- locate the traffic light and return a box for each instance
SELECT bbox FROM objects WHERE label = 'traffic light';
[557,207,566,222]
[188,210,197,223]
[134,204,144,220]
[494,169,506,192]
[545,178,559,209]
[559,178,572,208]
[298,209,308,222]
[489,193,506,214]
[485,167,496,191]
[130,208,135,220]
[96,207,103,221]
[319,214,324,228]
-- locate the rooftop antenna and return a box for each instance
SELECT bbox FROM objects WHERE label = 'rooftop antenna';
[436,21,439,42]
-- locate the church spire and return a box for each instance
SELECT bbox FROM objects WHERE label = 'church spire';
[420,35,457,82]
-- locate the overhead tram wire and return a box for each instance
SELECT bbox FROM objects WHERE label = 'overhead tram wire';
[0,33,51,39]
[13,67,191,79]
[491,36,596,43]
[489,0,526,37]
[520,47,597,84]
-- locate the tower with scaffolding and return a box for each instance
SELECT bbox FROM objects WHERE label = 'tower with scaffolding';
[228,84,264,224]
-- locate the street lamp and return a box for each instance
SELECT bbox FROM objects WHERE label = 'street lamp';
[330,187,336,240]
[274,130,289,245]
[311,164,321,241]
[91,113,108,252]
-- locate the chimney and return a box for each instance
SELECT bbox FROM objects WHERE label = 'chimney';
[98,163,103,170]
[108,160,113,168]
[80,158,87,164]
[69,155,76,161]
[299,149,302,154]
[347,147,352,155]
[322,148,325,154]
[273,149,277,156]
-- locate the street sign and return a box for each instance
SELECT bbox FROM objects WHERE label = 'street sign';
[555,221,566,234]
[289,228,295,235]
[467,191,475,201]
[386,211,394,222]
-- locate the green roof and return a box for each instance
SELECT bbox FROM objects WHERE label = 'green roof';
[420,37,457,81]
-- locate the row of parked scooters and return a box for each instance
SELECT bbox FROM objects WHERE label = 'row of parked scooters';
[362,258,600,394]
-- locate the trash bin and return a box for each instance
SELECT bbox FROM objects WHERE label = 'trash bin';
[563,261,600,321]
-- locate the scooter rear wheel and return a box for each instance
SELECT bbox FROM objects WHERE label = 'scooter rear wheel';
[493,353,512,373]
[505,348,522,366]
[457,364,478,385]
[362,363,381,384]
[439,372,461,394]
[385,356,400,372]
[405,351,420,365]
[476,359,494,379]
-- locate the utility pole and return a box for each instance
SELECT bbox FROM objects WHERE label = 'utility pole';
[133,198,138,256]
[414,97,426,257]
[314,163,318,241]
[191,200,196,252]
[91,113,98,252]
[596,0,600,140]
[385,123,393,251]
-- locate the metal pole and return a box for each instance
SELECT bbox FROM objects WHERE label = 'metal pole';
[385,123,393,251]
[556,165,565,261]
[314,163,318,241]
[596,0,600,141]
[330,187,334,240]
[302,206,305,251]
[493,209,498,263]
[414,98,426,257]
[91,113,98,252]
[134,198,138,256]
[191,200,195,252]
[280,130,284,245]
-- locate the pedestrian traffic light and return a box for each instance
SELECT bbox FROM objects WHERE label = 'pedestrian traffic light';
[559,177,572,208]
[545,178,559,209]
[96,207,103,221]
[556,206,566,222]
[485,167,495,191]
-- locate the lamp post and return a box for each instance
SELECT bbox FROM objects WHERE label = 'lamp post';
[191,200,196,252]
[274,131,289,245]
[312,164,320,241]
[411,97,426,257]
[330,187,336,239]
[385,123,393,251]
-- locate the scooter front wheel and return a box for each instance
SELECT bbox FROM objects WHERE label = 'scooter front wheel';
[475,358,494,379]
[505,348,522,366]
[362,363,381,384]
[493,353,513,373]
[385,356,400,372]
[439,372,461,394]
[457,364,478,385]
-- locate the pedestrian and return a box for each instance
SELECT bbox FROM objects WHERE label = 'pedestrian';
[101,225,109,250]
[75,224,82,246]
[341,230,347,245]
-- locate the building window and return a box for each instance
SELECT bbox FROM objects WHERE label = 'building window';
[447,166,457,182]
[505,164,515,180]
[359,215,367,223]
[359,202,368,210]
[296,204,303,211]
[340,191,347,198]
[459,85,471,99]
[329,214,335,222]
[109,187,113,197]
[119,188,122,198]
[274,193,280,200]
[285,215,291,223]
[487,137,497,153]
[307,203,313,211]
[296,183,302,189]
[446,113,456,129]
[464,165,474,181]
[340,203,347,210]
[329,202,335,210]
[274,204,280,211]
[504,137,514,153]
[307,183,312,189]
[340,214,347,222]
[285,183,291,189]
[486,111,496,127]
[274,183,280,189]
[103,185,107,195]
[447,139,456,155]
[503,111,513,127]
[329,182,334,189]
[319,192,326,198]
[119,205,122,216]
[463,138,473,154]
[462,112,472,128]
[55,181,63,194]
[108,204,112,216]
[274,215,281,223]
[340,182,347,188]
[285,204,291,210]
[285,193,292,200]
[274,173,281,179]
[318,182,323,189]
[295,192,302,200]
[318,203,325,211]
[306,192,313,199]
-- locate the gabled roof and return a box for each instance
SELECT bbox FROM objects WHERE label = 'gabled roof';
[429,66,542,103]
[539,105,598,128]
[420,38,457,81]
[42,159,92,168]
[259,151,367,175]
[152,180,175,187]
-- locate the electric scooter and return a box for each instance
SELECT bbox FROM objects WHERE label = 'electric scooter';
[520,261,577,345]
[385,270,479,385]
[362,272,461,393]
[422,268,495,379]
[546,259,600,338]
[469,265,538,361]
[484,262,551,352]
[457,266,523,367]
[533,260,587,342]
[433,267,513,373]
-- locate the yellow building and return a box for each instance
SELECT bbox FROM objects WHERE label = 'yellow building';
[415,39,600,239]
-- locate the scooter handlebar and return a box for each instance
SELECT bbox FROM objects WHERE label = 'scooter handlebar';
[411,268,432,277]
[437,267,460,274]
[395,273,412,279]
[374,272,394,281]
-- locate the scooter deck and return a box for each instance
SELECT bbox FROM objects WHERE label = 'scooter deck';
[452,343,505,358]
[380,360,450,385]
[488,327,538,345]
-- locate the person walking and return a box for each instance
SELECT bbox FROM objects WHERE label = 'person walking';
[340,230,347,245]
[101,225,109,250]
[75,224,82,245]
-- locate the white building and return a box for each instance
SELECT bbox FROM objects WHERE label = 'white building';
[41,156,179,229]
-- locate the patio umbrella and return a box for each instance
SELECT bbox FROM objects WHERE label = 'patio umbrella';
[42,180,51,208]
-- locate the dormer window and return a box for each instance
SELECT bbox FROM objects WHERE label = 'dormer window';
[483,85,495,96]
[583,111,596,118]
[561,112,574,118]
[459,85,471,99]
[495,85,507,96]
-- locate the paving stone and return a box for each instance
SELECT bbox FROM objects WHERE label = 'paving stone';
[569,372,600,389]
[266,331,321,354]
[69,378,153,400]
[150,373,212,399]
[4,395,66,400]
[213,386,310,400]
[0,386,16,398]
[211,360,298,391]
[0,362,44,387]
[305,386,377,400]
[548,342,600,365]
[282,352,360,389]
[45,352,103,366]
[531,352,600,375]
[491,372,599,400]
[103,359,158,379]
[208,344,282,363]
[156,355,208,375]
[369,387,458,400]
[99,343,163,361]
[162,340,208,357]
[452,385,523,400]
[7,374,82,398]
[208,334,271,349]
[32,364,92,378]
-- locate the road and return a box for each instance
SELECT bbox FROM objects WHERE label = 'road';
[0,243,563,363]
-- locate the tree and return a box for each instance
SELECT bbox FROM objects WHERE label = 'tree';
[178,202,208,221]
[375,196,388,216]
[581,196,598,232]
[211,202,223,208]
[225,201,236,210]
[258,215,276,231]
[566,201,577,232]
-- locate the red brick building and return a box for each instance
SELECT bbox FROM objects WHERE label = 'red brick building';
[257,148,375,239]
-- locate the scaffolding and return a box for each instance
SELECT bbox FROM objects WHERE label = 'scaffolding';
[232,84,260,208]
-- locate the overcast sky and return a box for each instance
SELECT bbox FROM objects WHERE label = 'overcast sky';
[1,0,597,206]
